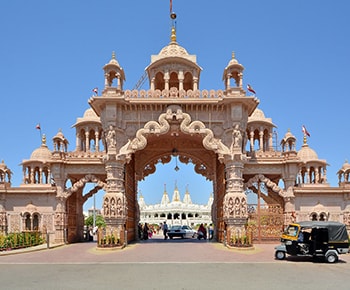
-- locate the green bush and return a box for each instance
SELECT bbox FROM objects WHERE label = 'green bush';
[0,232,44,251]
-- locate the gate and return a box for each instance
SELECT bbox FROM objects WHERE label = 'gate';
[247,203,284,242]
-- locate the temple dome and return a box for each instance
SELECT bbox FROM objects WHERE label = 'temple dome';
[30,143,52,161]
[159,42,189,57]
[73,108,101,127]
[297,143,318,162]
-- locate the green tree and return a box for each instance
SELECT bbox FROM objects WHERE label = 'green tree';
[85,215,106,228]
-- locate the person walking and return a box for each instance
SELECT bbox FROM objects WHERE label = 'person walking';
[163,221,168,240]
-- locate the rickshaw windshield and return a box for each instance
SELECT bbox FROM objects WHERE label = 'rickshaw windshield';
[284,225,299,237]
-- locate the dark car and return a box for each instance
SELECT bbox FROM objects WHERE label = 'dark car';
[167,225,197,239]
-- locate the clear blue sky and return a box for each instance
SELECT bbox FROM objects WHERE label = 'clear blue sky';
[1,1,349,212]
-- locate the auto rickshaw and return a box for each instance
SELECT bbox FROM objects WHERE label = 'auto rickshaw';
[275,221,349,263]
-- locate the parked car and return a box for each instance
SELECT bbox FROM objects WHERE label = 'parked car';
[167,225,197,239]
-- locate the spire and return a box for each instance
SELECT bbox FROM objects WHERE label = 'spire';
[183,184,192,205]
[161,184,170,205]
[170,26,177,43]
[171,181,181,202]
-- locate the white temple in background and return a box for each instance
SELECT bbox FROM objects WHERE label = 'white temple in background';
[138,183,213,227]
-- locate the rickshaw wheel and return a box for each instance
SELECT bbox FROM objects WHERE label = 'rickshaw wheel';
[325,253,338,263]
[275,250,286,260]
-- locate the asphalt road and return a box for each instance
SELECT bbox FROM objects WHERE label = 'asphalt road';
[1,236,350,290]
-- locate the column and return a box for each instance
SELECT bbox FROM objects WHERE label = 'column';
[223,160,248,247]
[95,131,99,152]
[250,130,254,152]
[193,77,198,91]
[178,70,184,91]
[85,131,90,152]
[151,77,155,91]
[259,130,264,151]
[101,156,127,247]
[226,74,231,90]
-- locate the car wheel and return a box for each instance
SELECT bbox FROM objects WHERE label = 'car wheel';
[326,253,338,263]
[275,250,286,260]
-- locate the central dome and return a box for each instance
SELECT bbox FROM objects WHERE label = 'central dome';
[159,42,189,57]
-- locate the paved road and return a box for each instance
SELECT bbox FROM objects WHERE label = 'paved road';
[1,236,350,290]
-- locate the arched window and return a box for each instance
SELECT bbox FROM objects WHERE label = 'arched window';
[319,212,327,221]
[183,72,193,91]
[155,72,165,90]
[310,212,318,221]
[169,72,179,89]
[25,213,31,230]
[33,214,39,230]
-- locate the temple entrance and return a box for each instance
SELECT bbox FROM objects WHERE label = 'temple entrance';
[121,123,225,243]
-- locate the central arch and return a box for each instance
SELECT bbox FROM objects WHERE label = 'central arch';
[119,105,228,242]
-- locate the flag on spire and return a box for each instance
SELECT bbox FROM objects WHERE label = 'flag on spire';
[92,87,98,95]
[36,124,41,130]
[247,84,256,94]
[302,125,310,137]
[170,0,173,13]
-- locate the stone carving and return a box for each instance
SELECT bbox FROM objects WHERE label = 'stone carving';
[105,125,116,149]
[224,195,248,219]
[103,196,124,218]
[245,174,287,198]
[118,106,230,163]
[63,174,106,198]
[231,124,242,150]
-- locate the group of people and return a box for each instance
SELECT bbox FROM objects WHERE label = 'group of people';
[138,223,158,240]
[197,223,214,240]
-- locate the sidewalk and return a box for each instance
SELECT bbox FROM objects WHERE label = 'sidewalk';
[0,242,64,256]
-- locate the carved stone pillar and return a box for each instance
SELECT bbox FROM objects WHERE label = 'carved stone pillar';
[223,159,248,246]
[54,198,67,244]
[101,155,127,247]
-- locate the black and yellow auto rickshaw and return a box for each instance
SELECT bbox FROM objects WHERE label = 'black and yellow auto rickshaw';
[275,221,349,263]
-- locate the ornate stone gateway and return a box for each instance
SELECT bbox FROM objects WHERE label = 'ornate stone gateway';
[87,26,260,246]
[5,14,350,247]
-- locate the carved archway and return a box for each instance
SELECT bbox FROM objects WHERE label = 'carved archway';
[118,105,230,242]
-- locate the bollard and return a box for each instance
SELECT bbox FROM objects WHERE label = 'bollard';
[224,230,227,247]
[124,230,128,247]
[46,232,50,249]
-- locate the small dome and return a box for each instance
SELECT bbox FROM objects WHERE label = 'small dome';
[283,130,295,139]
[30,135,52,161]
[105,51,120,67]
[0,160,8,170]
[225,52,242,68]
[297,143,318,162]
[338,160,350,174]
[73,108,101,127]
[53,129,66,141]
[251,108,265,119]
[30,145,52,161]
[83,108,98,119]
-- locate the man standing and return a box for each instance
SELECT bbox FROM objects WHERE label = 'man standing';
[163,221,168,240]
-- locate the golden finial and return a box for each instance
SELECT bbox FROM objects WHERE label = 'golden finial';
[42,134,47,145]
[232,51,235,59]
[112,51,116,59]
[171,26,177,42]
